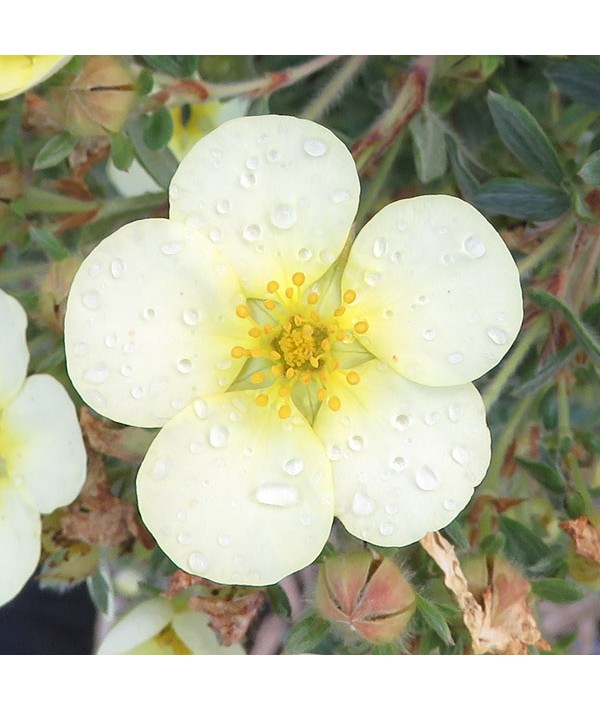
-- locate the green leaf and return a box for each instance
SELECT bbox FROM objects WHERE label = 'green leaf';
[480,532,506,555]
[410,109,447,184]
[87,568,113,615]
[499,516,552,568]
[442,519,469,550]
[126,119,178,190]
[546,60,600,110]
[474,179,571,220]
[33,133,77,170]
[565,491,586,519]
[446,135,480,200]
[415,593,454,646]
[110,132,135,171]
[142,56,199,77]
[511,342,578,398]
[143,107,174,150]
[266,584,292,620]
[531,578,584,603]
[516,456,566,495]
[528,290,600,366]
[579,150,600,187]
[28,225,70,261]
[487,91,566,185]
[285,614,330,655]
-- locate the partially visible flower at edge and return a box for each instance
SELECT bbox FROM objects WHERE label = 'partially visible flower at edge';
[0,55,72,101]
[96,596,245,654]
[64,114,523,587]
[0,287,86,606]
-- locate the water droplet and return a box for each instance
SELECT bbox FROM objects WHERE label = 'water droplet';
[351,490,376,516]
[88,262,101,278]
[443,499,457,511]
[161,242,181,255]
[448,404,462,422]
[209,229,221,243]
[442,253,455,266]
[218,535,231,547]
[102,333,116,349]
[392,456,406,471]
[497,311,507,323]
[451,445,471,465]
[397,222,407,231]
[216,199,230,214]
[327,444,342,461]
[131,385,146,399]
[152,458,170,480]
[298,247,313,261]
[447,351,464,364]
[177,532,192,545]
[74,342,89,357]
[331,189,350,204]
[240,172,256,188]
[246,157,260,170]
[82,290,101,309]
[391,250,403,264]
[319,249,334,264]
[123,341,136,355]
[379,521,395,536]
[210,148,223,160]
[283,458,304,476]
[84,363,108,385]
[363,270,382,287]
[176,510,187,522]
[209,425,230,448]
[423,329,436,341]
[417,294,428,305]
[373,238,387,258]
[189,441,203,454]
[243,447,254,458]
[487,326,507,345]
[383,308,394,319]
[415,465,440,491]
[193,400,209,418]
[267,149,280,163]
[464,235,486,258]
[176,358,192,374]
[254,483,299,507]
[394,414,411,430]
[257,134,268,144]
[171,399,185,411]
[303,138,327,157]
[120,364,133,377]
[143,307,155,321]
[188,552,208,573]
[110,259,125,279]
[424,411,440,426]
[271,204,296,229]
[348,435,364,451]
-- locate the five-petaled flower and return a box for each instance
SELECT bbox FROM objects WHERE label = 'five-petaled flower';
[65,115,522,586]
[0,287,85,606]
[0,55,71,101]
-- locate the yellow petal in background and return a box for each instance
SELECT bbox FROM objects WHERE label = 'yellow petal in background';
[0,55,71,101]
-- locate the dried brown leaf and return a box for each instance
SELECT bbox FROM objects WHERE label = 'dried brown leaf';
[38,256,81,333]
[80,406,156,462]
[560,516,600,565]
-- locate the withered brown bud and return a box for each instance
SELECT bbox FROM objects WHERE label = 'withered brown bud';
[315,551,415,644]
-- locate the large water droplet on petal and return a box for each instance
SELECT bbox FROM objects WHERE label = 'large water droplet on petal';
[110,258,126,278]
[271,204,297,229]
[351,490,376,516]
[415,465,440,491]
[487,326,507,345]
[82,290,101,309]
[303,138,328,157]
[254,483,299,507]
[447,351,464,364]
[348,435,364,451]
[363,270,382,287]
[451,445,471,465]
[193,400,209,419]
[188,552,208,573]
[379,521,395,536]
[373,238,387,258]
[283,458,304,476]
[183,308,200,326]
[209,425,230,448]
[84,363,109,385]
[152,458,170,480]
[464,235,486,258]
[161,242,182,255]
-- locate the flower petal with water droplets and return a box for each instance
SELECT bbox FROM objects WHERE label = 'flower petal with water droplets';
[0,375,86,514]
[0,288,29,409]
[313,359,491,547]
[169,115,360,298]
[340,195,523,386]
[96,598,173,654]
[65,218,250,427]
[136,390,334,586]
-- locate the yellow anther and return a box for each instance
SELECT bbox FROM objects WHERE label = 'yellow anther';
[343,289,357,304]
[248,326,262,338]
[236,304,250,319]
[328,396,341,412]
[300,372,312,384]
[307,292,319,305]
[336,329,346,341]
[346,371,361,385]
[250,372,266,384]
[292,272,306,287]
[279,385,291,397]
[271,350,282,360]
[309,356,320,369]
[263,324,273,334]
[283,320,292,332]
[354,320,369,334]
[250,348,262,358]
[278,404,292,420]
[320,338,331,352]
[294,314,304,326]
[286,367,296,379]
[317,388,328,401]
[271,365,283,377]
[256,394,269,407]
[231,346,248,358]
[267,280,279,293]
[334,306,346,317]
[285,287,294,299]
[264,299,276,310]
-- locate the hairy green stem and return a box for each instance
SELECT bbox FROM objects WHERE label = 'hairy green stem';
[301,56,368,122]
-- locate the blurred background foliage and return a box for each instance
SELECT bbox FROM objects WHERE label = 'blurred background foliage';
[1,54,599,654]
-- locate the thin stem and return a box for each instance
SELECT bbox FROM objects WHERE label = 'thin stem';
[517,216,574,276]
[301,56,368,122]
[482,317,548,410]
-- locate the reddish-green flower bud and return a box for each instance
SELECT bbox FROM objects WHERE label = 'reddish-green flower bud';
[315,552,415,644]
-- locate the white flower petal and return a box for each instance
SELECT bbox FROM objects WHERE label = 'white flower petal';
[313,360,491,547]
[0,374,86,513]
[96,598,173,654]
[172,610,245,654]
[169,114,360,297]
[136,390,334,586]
[0,288,29,408]
[0,481,40,606]
[341,195,523,386]
[65,218,250,427]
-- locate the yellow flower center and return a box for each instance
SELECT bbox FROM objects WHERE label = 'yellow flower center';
[231,272,368,420]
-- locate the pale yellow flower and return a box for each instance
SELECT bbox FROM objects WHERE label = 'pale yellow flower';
[65,115,522,586]
[0,287,85,606]
[0,55,71,101]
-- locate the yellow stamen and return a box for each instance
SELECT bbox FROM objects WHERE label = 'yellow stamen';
[307,292,319,305]
[334,306,346,317]
[250,348,263,358]
[286,367,296,379]
[300,372,312,384]
[278,385,291,397]
[278,404,292,420]
[346,371,361,385]
[263,324,273,334]
[248,326,262,338]
[231,346,248,358]
[256,394,269,407]
[271,350,282,360]
[317,388,328,401]
[267,280,279,294]
[292,272,305,287]
[264,300,276,310]
[343,289,356,304]
[285,287,294,299]
[321,338,331,352]
[271,365,283,377]
[250,372,266,384]
[328,396,341,412]
[236,304,250,319]
[354,320,369,334]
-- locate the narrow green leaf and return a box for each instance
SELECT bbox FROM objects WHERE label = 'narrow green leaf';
[266,584,292,620]
[480,532,506,555]
[110,132,135,171]
[528,289,600,365]
[531,578,584,603]
[415,594,454,646]
[499,516,552,568]
[285,614,330,654]
[410,110,447,184]
[474,178,570,220]
[516,456,566,495]
[127,119,177,190]
[442,520,469,550]
[28,225,70,260]
[579,150,600,187]
[511,342,578,398]
[487,91,566,185]
[18,186,98,214]
[446,135,480,200]
[546,60,600,110]
[87,568,113,615]
[143,107,174,150]
[33,133,77,170]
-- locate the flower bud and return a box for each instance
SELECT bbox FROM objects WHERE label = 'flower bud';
[315,551,415,644]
